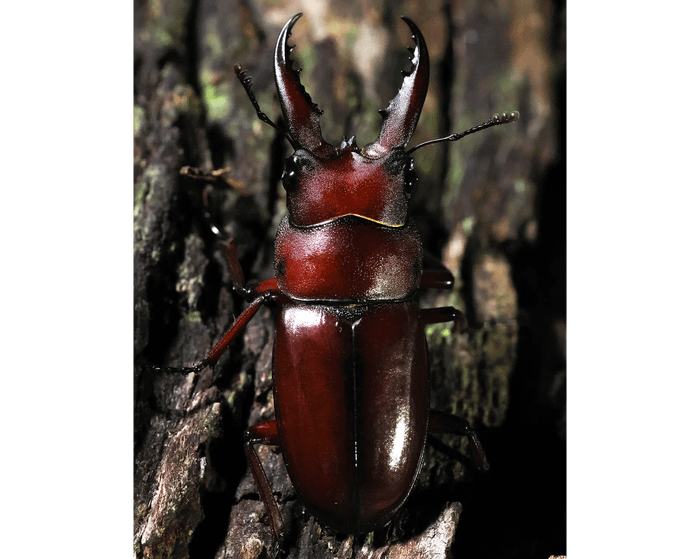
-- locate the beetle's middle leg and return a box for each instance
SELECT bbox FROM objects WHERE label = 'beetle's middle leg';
[420,306,468,333]
[420,307,489,470]
[150,290,279,374]
[244,420,284,542]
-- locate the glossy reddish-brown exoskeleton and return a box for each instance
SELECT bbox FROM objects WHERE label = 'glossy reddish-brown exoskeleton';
[164,12,518,546]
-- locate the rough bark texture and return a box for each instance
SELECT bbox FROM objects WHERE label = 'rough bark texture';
[134,1,566,558]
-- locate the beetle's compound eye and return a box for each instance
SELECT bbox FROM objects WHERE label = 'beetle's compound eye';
[281,155,299,192]
[281,151,315,192]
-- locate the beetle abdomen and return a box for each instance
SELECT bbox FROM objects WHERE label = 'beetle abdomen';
[274,215,423,303]
[273,301,430,534]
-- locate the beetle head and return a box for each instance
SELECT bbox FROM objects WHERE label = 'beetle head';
[275,13,427,227]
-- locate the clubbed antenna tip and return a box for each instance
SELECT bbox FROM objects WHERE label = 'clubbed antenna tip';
[407,110,520,154]
[493,111,519,123]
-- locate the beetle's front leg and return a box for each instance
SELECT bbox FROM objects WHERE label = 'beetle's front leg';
[428,409,490,471]
[420,252,455,290]
[221,239,281,301]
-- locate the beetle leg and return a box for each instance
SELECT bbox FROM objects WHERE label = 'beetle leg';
[244,420,284,543]
[420,306,467,333]
[428,409,490,471]
[420,253,455,290]
[204,290,279,365]
[222,239,281,302]
[222,238,247,289]
[420,270,454,290]
[150,291,279,374]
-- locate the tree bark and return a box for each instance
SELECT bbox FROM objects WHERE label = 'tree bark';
[134,1,566,557]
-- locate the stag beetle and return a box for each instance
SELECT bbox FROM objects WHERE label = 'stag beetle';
[160,12,518,547]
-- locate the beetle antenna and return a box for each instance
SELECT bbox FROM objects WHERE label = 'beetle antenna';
[406,111,519,154]
[234,64,298,148]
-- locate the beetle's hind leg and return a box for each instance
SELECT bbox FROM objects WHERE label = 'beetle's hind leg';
[428,409,490,471]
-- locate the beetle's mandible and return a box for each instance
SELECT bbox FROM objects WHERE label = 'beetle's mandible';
[160,12,518,548]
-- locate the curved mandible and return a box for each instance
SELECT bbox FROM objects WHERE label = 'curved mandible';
[363,17,430,158]
[275,13,334,157]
